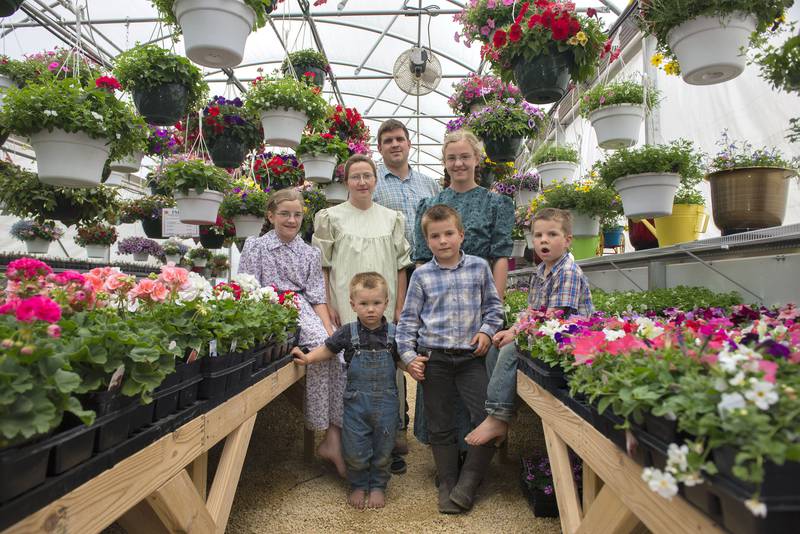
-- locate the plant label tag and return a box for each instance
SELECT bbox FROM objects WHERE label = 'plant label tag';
[209,340,218,357]
[187,348,198,363]
[108,364,125,391]
[230,339,238,353]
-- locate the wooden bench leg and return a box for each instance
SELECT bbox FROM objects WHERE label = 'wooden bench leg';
[543,422,582,534]
[146,470,216,534]
[187,452,208,501]
[576,485,643,534]
[116,500,171,534]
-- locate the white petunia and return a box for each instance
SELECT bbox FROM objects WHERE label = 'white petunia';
[745,498,767,517]
[717,348,748,374]
[635,317,664,339]
[642,468,678,499]
[43,109,57,117]
[714,377,729,392]
[90,111,103,122]
[681,472,704,487]
[232,272,260,294]
[539,319,568,339]
[744,379,779,410]
[666,443,689,473]
[718,392,746,416]
[729,371,746,387]
[602,328,626,342]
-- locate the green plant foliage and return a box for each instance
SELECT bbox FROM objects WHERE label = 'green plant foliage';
[113,44,208,115]
[579,79,660,117]
[752,32,800,92]
[119,195,176,224]
[244,75,330,125]
[219,185,269,218]
[539,179,622,219]
[281,48,330,74]
[594,139,704,189]
[187,246,213,261]
[295,132,350,161]
[74,221,118,246]
[464,102,547,140]
[591,286,743,315]
[159,159,231,195]
[531,143,579,165]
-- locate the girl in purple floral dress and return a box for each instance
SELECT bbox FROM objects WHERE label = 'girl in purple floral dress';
[238,189,347,477]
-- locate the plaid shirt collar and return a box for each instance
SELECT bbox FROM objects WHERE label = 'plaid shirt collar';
[535,251,573,281]
[379,162,412,182]
[431,250,466,271]
[264,231,304,254]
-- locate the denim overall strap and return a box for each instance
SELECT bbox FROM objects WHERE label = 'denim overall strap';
[350,321,361,349]
[386,323,395,347]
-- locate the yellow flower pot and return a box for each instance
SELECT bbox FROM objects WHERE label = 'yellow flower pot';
[640,204,709,247]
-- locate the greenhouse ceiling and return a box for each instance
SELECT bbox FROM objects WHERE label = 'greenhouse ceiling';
[1,0,631,177]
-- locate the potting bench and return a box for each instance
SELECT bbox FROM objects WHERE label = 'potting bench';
[517,372,725,534]
[2,362,305,534]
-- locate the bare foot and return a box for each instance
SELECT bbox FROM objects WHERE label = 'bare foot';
[317,426,346,478]
[348,489,367,510]
[465,416,508,446]
[367,489,386,509]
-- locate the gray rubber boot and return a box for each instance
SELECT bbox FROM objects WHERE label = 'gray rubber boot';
[449,444,495,510]
[431,444,463,514]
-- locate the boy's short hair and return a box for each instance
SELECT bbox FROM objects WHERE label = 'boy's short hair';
[532,207,572,236]
[421,204,464,237]
[349,272,389,299]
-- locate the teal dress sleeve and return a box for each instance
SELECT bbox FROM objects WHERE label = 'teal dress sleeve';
[489,192,515,260]
[412,196,434,263]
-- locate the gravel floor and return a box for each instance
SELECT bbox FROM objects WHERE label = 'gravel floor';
[107,375,561,534]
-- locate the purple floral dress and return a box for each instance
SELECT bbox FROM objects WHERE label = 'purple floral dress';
[238,230,345,431]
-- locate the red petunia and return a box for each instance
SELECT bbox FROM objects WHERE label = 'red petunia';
[528,14,542,28]
[541,8,554,28]
[95,76,121,91]
[551,15,571,41]
[534,0,550,7]
[321,133,334,139]
[567,16,581,37]
[492,29,507,48]
[303,71,316,79]
[208,106,220,117]
[508,23,523,42]
[514,2,530,24]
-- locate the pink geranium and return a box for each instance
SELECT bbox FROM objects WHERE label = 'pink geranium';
[158,264,190,295]
[6,295,62,323]
[129,279,169,303]
[6,258,52,282]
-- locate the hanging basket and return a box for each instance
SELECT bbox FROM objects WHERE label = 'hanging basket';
[141,217,164,239]
[322,181,348,203]
[514,189,537,209]
[259,108,308,148]
[85,244,110,261]
[0,0,25,17]
[588,104,645,149]
[286,64,327,89]
[232,214,264,237]
[483,136,522,163]
[209,134,249,169]
[199,230,226,249]
[172,0,255,68]
[513,50,572,105]
[300,153,337,183]
[29,129,110,188]
[173,189,224,225]
[537,161,578,190]
[613,172,681,219]
[666,12,757,86]
[706,167,793,235]
[133,252,149,262]
[132,83,189,126]
[569,212,600,237]
[511,240,526,258]
[110,151,144,174]
[25,239,51,255]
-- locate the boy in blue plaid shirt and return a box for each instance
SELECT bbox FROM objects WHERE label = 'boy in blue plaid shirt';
[466,208,593,446]
[397,204,504,514]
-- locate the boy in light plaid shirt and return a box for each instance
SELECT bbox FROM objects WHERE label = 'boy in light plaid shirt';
[466,208,593,446]
[396,204,504,514]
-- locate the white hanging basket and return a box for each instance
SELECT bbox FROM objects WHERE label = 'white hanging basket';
[173,0,255,68]
[233,214,264,237]
[133,252,148,262]
[514,189,538,208]
[613,173,681,219]
[0,74,15,111]
[524,229,534,250]
[537,161,578,190]
[174,189,224,225]
[110,151,144,173]
[511,240,526,258]
[322,181,348,203]
[165,254,182,264]
[667,12,757,86]
[569,212,601,237]
[300,153,337,183]
[25,239,51,255]
[29,129,110,188]
[192,258,208,268]
[588,104,645,150]
[85,244,110,261]
[260,108,309,148]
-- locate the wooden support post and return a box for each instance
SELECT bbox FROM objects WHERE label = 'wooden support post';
[582,461,603,512]
[116,500,171,534]
[206,415,257,534]
[187,452,209,501]
[542,422,582,534]
[145,470,216,534]
[575,485,642,534]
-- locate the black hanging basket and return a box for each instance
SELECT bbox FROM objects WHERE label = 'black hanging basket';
[483,136,523,163]
[132,83,189,126]
[199,230,226,249]
[513,50,573,105]
[209,134,248,169]
[0,0,25,17]
[141,217,164,239]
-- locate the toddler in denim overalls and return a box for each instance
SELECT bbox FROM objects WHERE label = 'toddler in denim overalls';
[292,272,399,510]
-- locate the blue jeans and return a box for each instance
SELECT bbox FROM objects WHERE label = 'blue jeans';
[484,342,517,422]
[341,326,398,491]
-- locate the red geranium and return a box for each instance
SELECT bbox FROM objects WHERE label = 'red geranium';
[508,23,523,42]
[95,76,121,91]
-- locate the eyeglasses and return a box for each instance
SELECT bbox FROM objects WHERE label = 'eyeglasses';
[348,173,375,183]
[275,211,304,220]
[445,154,474,164]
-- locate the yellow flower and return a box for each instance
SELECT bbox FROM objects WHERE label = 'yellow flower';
[650,53,664,67]
[776,12,787,24]
[567,36,579,46]
[664,60,681,76]
[575,31,587,46]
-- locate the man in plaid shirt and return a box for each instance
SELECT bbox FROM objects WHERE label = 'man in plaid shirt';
[397,205,504,513]
[466,208,593,447]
